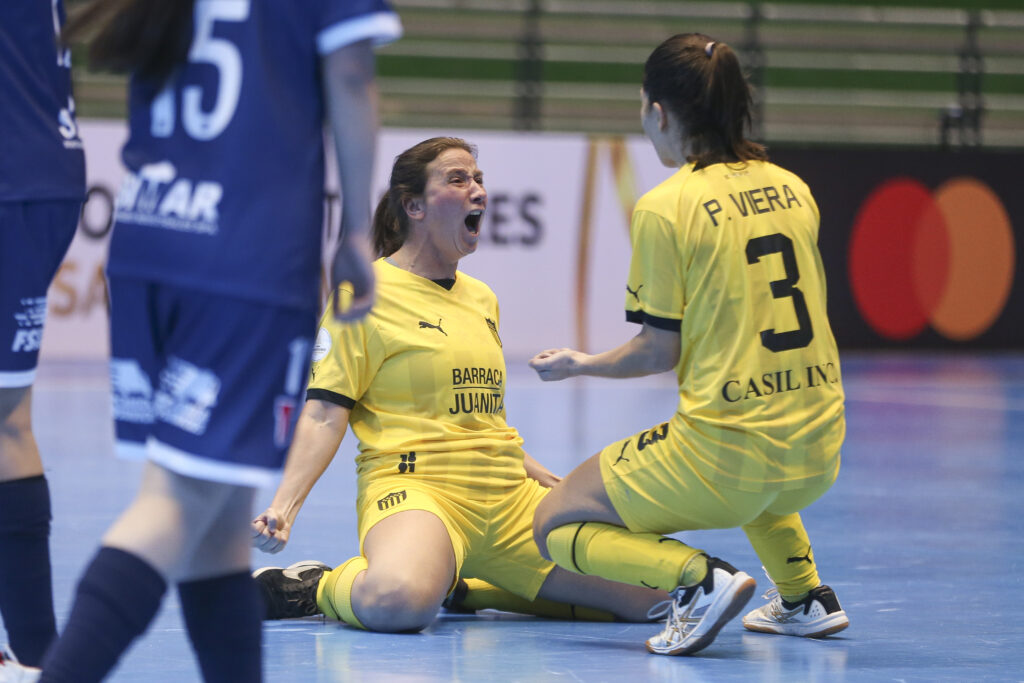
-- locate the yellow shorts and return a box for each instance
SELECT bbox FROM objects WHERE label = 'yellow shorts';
[356,477,555,600]
[599,422,838,535]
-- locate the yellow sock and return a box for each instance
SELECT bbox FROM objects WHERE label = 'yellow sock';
[454,578,614,621]
[317,556,367,629]
[742,511,820,598]
[546,522,706,591]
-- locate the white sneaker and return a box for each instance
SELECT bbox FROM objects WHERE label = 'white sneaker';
[743,583,849,638]
[645,557,756,656]
[0,645,41,683]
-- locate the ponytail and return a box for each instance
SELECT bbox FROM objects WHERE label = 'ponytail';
[644,33,767,168]
[63,0,195,84]
[372,193,406,258]
[703,42,766,165]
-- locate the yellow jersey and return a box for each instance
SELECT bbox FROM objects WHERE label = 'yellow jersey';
[625,160,845,492]
[309,259,527,501]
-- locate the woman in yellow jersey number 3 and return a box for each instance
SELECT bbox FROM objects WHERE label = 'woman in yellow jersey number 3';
[530,34,850,656]
[251,138,666,632]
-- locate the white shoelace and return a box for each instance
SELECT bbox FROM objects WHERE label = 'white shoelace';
[759,565,781,601]
[646,590,679,620]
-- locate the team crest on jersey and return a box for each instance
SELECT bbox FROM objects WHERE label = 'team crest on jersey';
[377,490,407,511]
[115,161,223,235]
[485,318,502,348]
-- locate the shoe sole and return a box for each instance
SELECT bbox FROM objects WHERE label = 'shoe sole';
[646,572,757,656]
[743,612,849,638]
[252,561,330,581]
[253,566,283,579]
[283,560,331,579]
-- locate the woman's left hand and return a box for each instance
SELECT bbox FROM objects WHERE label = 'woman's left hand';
[524,453,562,488]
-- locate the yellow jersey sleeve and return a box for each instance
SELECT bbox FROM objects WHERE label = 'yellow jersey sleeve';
[625,208,683,330]
[308,287,386,407]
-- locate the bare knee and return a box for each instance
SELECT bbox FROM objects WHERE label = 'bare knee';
[532,492,561,560]
[0,386,31,432]
[356,570,444,632]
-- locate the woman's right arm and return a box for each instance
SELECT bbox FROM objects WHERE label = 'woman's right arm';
[251,398,351,553]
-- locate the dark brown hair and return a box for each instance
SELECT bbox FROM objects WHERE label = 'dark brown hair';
[62,0,195,84]
[643,33,767,168]
[373,137,477,257]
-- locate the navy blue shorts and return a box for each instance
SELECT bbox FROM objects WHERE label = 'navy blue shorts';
[0,200,80,387]
[108,276,316,487]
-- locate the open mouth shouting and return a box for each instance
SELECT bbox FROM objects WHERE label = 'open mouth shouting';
[465,210,484,235]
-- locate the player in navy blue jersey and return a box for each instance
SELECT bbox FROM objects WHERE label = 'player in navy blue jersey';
[0,0,85,673]
[1,1,401,681]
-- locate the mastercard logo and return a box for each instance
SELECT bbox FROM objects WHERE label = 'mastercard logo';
[848,177,1015,341]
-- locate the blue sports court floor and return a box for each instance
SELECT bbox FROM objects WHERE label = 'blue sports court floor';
[5,352,1024,681]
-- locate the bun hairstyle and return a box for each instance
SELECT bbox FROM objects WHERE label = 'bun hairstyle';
[643,33,767,168]
[372,137,476,257]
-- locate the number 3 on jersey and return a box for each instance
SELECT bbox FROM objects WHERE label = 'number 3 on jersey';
[151,0,251,140]
[746,233,814,352]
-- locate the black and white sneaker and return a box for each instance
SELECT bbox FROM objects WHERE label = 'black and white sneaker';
[645,557,756,656]
[743,583,849,638]
[254,560,331,620]
[441,578,475,614]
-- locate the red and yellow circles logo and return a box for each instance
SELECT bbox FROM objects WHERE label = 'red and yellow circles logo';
[849,177,1015,341]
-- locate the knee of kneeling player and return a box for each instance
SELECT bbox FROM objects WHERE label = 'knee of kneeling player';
[358,574,443,632]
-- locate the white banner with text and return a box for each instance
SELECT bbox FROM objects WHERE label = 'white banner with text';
[41,121,675,363]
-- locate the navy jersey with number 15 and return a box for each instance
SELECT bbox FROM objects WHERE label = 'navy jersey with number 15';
[108,0,401,310]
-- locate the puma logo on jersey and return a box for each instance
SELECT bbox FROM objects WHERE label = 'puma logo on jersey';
[419,319,447,336]
[626,284,643,302]
[786,548,814,565]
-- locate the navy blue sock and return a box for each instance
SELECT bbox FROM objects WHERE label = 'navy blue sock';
[0,475,56,666]
[179,572,262,683]
[40,547,166,683]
